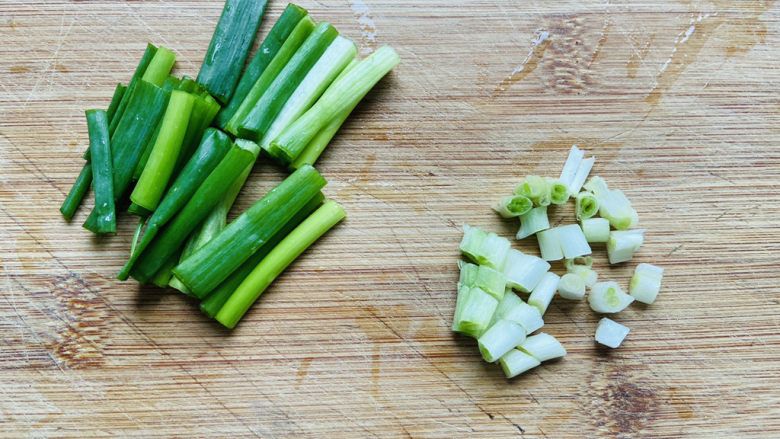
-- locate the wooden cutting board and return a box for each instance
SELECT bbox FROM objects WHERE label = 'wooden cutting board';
[1,0,778,437]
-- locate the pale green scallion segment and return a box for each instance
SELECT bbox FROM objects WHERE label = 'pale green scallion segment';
[225,16,316,135]
[515,175,549,206]
[516,206,549,240]
[547,178,569,205]
[527,272,560,315]
[588,281,634,313]
[557,273,586,300]
[499,349,540,378]
[459,224,511,270]
[131,90,196,211]
[519,333,567,362]
[141,46,176,87]
[451,286,498,338]
[606,229,645,264]
[629,263,664,304]
[457,261,506,300]
[478,319,527,363]
[84,110,115,234]
[489,290,544,335]
[580,217,610,243]
[493,195,533,218]
[215,200,346,329]
[595,317,630,348]
[270,45,401,163]
[576,191,599,220]
[502,249,550,293]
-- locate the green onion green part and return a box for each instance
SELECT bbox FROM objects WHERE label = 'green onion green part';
[141,46,176,87]
[109,44,158,136]
[492,194,533,218]
[84,110,115,234]
[576,191,599,220]
[60,164,92,220]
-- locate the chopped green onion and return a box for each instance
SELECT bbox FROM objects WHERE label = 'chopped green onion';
[606,229,645,264]
[478,319,527,363]
[536,228,563,261]
[498,349,540,379]
[516,206,549,240]
[216,4,310,128]
[215,200,346,328]
[130,90,196,211]
[457,261,506,300]
[269,45,400,163]
[150,253,178,288]
[225,16,316,135]
[557,273,586,300]
[172,92,222,176]
[519,333,566,361]
[501,249,550,293]
[173,164,327,298]
[580,217,610,243]
[528,272,559,315]
[514,175,547,205]
[547,178,569,205]
[130,217,145,256]
[595,317,630,348]
[261,36,356,156]
[60,161,92,220]
[451,286,498,338]
[564,257,598,287]
[109,44,159,136]
[196,0,268,104]
[537,224,591,261]
[584,176,638,230]
[629,263,663,304]
[576,191,599,220]
[559,145,594,196]
[141,46,176,87]
[492,194,533,218]
[105,83,127,128]
[84,110,115,234]
[588,281,634,313]
[491,291,544,334]
[459,224,510,270]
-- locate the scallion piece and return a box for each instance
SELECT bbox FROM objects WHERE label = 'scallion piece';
[559,145,594,197]
[270,45,400,163]
[536,228,563,261]
[606,229,645,264]
[595,317,630,348]
[84,110,115,234]
[557,273,586,300]
[564,258,598,287]
[130,90,196,211]
[501,249,550,293]
[576,191,599,220]
[514,175,547,205]
[547,178,569,205]
[519,333,567,362]
[196,0,268,104]
[141,46,176,87]
[457,261,506,300]
[60,164,92,220]
[490,291,544,335]
[498,349,540,379]
[516,206,549,240]
[492,194,533,218]
[216,4,310,128]
[459,224,510,270]
[584,176,638,230]
[105,83,127,128]
[528,272,559,315]
[580,217,610,243]
[478,319,527,363]
[537,224,591,261]
[629,263,663,304]
[150,253,179,288]
[214,200,346,328]
[588,281,634,313]
[225,16,316,135]
[173,165,327,298]
[171,92,222,176]
[452,286,498,338]
[109,44,159,136]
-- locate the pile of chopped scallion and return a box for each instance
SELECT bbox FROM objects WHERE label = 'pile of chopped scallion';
[60,1,399,329]
[455,146,664,378]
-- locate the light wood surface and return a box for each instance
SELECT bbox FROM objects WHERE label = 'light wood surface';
[1,0,778,437]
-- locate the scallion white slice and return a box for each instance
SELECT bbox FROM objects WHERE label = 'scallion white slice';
[451,286,498,338]
[546,177,569,205]
[564,257,598,287]
[498,349,540,378]
[492,194,533,218]
[515,175,549,206]
[595,317,630,348]
[536,228,563,261]
[478,319,527,362]
[584,177,638,230]
[459,224,511,269]
[558,224,592,259]
[576,191,599,220]
[606,229,645,264]
[557,273,586,300]
[528,272,560,315]
[559,145,595,196]
[491,290,545,334]
[580,218,610,243]
[502,249,550,292]
[516,206,550,240]
[519,332,567,361]
[588,281,634,313]
[457,260,506,300]
[629,262,663,304]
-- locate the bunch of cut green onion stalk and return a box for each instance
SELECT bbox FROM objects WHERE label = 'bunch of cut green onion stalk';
[60,2,399,328]
[455,146,664,378]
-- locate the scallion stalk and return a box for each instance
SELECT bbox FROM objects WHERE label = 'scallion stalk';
[60,163,92,220]
[527,272,559,315]
[478,319,527,363]
[547,178,569,205]
[557,273,586,300]
[84,110,115,234]
[564,258,598,287]
[580,217,610,243]
[459,224,511,270]
[214,200,346,328]
[588,281,634,313]
[519,333,567,361]
[536,228,563,261]
[501,249,550,293]
[457,261,506,300]
[514,175,548,206]
[492,194,533,218]
[451,286,498,338]
[595,317,630,348]
[559,145,594,196]
[105,83,127,128]
[141,46,176,87]
[490,291,544,335]
[498,349,540,378]
[537,224,591,261]
[575,191,599,220]
[629,263,663,304]
[584,176,638,230]
[109,44,159,136]
[516,206,549,240]
[172,92,221,176]
[606,229,644,264]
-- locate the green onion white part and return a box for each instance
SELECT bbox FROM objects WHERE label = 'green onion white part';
[451,286,498,338]
[564,257,598,287]
[595,317,630,348]
[528,272,559,315]
[629,263,663,304]
[536,224,592,261]
[491,291,544,334]
[459,224,510,270]
[584,176,638,230]
[492,195,533,218]
[499,349,541,378]
[607,229,645,264]
[501,249,550,292]
[588,281,634,313]
[519,333,567,361]
[557,273,586,300]
[546,178,569,205]
[580,218,610,243]
[536,228,563,261]
[576,191,599,220]
[478,319,527,362]
[515,175,550,206]
[516,206,549,239]
[559,145,595,197]
[457,261,506,300]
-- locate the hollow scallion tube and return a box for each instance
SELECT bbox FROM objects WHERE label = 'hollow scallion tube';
[490,291,544,335]
[581,218,610,243]
[60,164,92,220]
[502,249,550,293]
[588,281,634,313]
[457,261,506,300]
[105,84,127,130]
[607,229,645,264]
[595,317,630,348]
[584,176,638,230]
[558,224,592,259]
[150,252,179,288]
[109,44,159,136]
[492,194,533,218]
[559,145,594,196]
[536,228,563,261]
[516,206,549,239]
[576,191,599,220]
[459,224,511,270]
[528,272,559,315]
[173,165,327,297]
[547,178,569,205]
[270,45,401,163]
[215,200,346,328]
[84,110,115,234]
[131,90,195,211]
[514,175,547,205]
[451,286,498,338]
[557,273,586,300]
[171,92,222,176]
[519,333,567,361]
[564,258,598,287]
[478,319,527,363]
[629,263,663,304]
[141,46,176,87]
[499,349,540,378]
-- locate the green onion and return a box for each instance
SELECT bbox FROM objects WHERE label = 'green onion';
[580,217,610,243]
[131,90,196,211]
[84,110,115,234]
[130,218,144,255]
[60,164,92,220]
[527,272,559,315]
[451,286,498,338]
[260,36,356,157]
[557,273,585,300]
[270,45,400,163]
[172,92,221,175]
[199,192,324,318]
[514,175,547,205]
[536,228,563,261]
[109,44,159,136]
[536,224,591,261]
[501,249,550,293]
[214,199,346,328]
[606,229,644,264]
[457,261,505,300]
[141,47,176,87]
[150,253,179,288]
[576,191,599,220]
[595,317,630,348]
[498,349,540,379]
[127,139,261,283]
[216,4,310,128]
[564,258,598,287]
[196,0,268,104]
[584,176,638,230]
[459,224,510,270]
[225,16,316,135]
[105,83,127,129]
[588,281,634,313]
[516,206,549,239]
[492,194,533,218]
[519,333,566,362]
[547,178,569,205]
[559,146,594,197]
[629,263,663,304]
[173,165,327,298]
[478,319,527,363]
[490,291,544,335]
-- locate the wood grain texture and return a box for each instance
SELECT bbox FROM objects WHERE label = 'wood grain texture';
[1,0,778,437]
